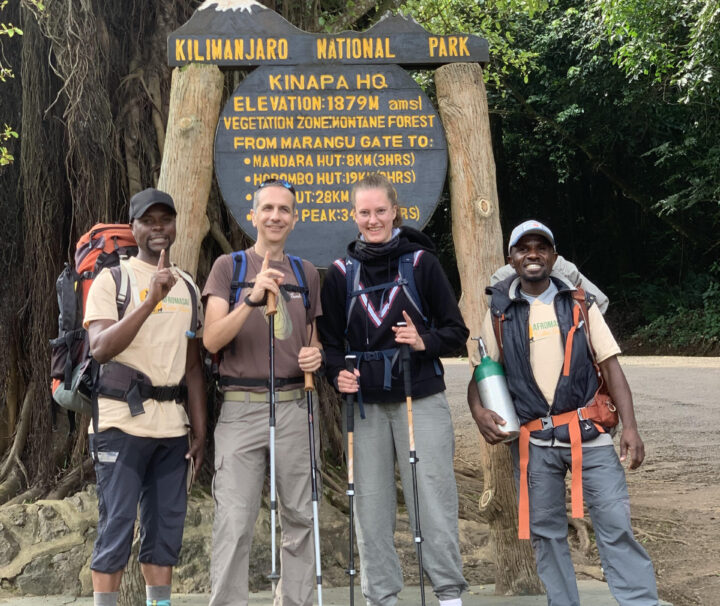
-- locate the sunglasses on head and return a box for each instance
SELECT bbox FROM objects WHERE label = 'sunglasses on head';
[258,178,296,196]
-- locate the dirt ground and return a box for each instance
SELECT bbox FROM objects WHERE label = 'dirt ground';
[445,356,720,606]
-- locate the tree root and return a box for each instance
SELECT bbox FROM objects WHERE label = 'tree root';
[0,467,24,506]
[5,485,44,506]
[568,516,593,556]
[575,564,605,582]
[46,458,94,500]
[632,526,689,545]
[321,466,347,497]
[632,515,681,527]
[0,385,34,483]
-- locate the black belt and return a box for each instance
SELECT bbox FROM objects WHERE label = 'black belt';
[218,376,303,389]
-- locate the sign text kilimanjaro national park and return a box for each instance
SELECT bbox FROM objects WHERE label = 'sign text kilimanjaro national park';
[168,0,488,266]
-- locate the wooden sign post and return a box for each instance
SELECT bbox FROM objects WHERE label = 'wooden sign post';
[436,62,542,594]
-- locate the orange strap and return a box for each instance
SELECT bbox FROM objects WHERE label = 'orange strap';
[562,304,582,377]
[518,410,600,540]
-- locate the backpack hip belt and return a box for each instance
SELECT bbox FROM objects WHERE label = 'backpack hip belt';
[96,361,187,417]
[517,408,606,540]
[346,348,401,419]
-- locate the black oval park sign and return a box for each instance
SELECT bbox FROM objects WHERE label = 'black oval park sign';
[214,63,447,268]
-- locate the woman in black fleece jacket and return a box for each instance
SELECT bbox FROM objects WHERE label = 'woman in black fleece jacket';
[318,173,469,606]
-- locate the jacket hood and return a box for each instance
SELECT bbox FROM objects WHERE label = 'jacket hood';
[346,226,436,263]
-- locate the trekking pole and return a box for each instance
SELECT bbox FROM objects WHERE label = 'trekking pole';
[345,355,358,606]
[398,322,426,606]
[304,370,323,606]
[266,289,280,592]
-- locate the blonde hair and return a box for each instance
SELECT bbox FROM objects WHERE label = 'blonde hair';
[350,173,403,227]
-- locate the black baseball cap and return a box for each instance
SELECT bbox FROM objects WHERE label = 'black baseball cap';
[128,188,176,222]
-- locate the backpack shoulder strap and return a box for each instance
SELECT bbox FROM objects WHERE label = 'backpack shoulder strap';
[57,263,79,334]
[286,254,310,310]
[229,250,249,310]
[110,262,133,319]
[398,251,428,324]
[174,267,200,338]
[344,256,361,330]
[571,287,598,360]
[492,312,505,365]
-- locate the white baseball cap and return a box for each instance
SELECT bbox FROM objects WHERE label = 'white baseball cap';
[507,220,556,254]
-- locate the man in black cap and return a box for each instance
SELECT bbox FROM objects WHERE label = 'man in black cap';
[84,187,206,606]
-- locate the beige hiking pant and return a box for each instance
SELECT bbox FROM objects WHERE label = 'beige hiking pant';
[209,393,320,606]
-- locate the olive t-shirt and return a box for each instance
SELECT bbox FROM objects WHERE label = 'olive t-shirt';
[83,256,204,437]
[202,249,321,391]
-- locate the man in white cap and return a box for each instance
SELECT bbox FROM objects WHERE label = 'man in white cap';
[468,220,658,606]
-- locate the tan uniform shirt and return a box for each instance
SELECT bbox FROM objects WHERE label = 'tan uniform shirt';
[84,256,203,438]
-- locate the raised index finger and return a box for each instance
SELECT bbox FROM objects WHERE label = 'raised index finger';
[158,248,166,270]
[402,310,415,326]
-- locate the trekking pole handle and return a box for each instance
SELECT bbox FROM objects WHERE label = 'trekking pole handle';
[305,371,314,392]
[266,290,277,316]
[397,322,412,397]
[345,355,357,432]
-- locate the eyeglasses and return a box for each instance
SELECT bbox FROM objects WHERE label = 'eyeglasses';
[258,178,296,196]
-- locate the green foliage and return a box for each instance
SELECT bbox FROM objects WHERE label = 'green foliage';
[589,0,720,233]
[625,264,720,353]
[0,0,22,165]
[1,0,44,166]
[593,0,719,107]
[0,123,18,166]
[399,0,547,88]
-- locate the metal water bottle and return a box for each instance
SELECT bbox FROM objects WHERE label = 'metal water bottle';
[472,337,520,442]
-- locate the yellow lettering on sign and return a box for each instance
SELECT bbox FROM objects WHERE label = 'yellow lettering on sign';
[360,135,403,149]
[355,74,387,90]
[233,137,278,150]
[387,114,435,128]
[280,136,356,150]
[428,36,471,58]
[267,38,277,57]
[251,154,314,169]
[316,37,395,59]
[316,153,344,167]
[175,40,186,61]
[174,37,291,62]
[268,74,350,91]
[193,39,204,61]
[388,96,423,112]
[211,38,223,60]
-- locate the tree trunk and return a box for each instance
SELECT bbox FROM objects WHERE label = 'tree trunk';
[158,64,224,277]
[435,62,542,595]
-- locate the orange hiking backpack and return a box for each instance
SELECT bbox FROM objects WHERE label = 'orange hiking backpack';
[50,224,137,418]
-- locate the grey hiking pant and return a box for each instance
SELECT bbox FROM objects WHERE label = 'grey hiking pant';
[511,442,659,606]
[210,394,320,606]
[345,392,468,606]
